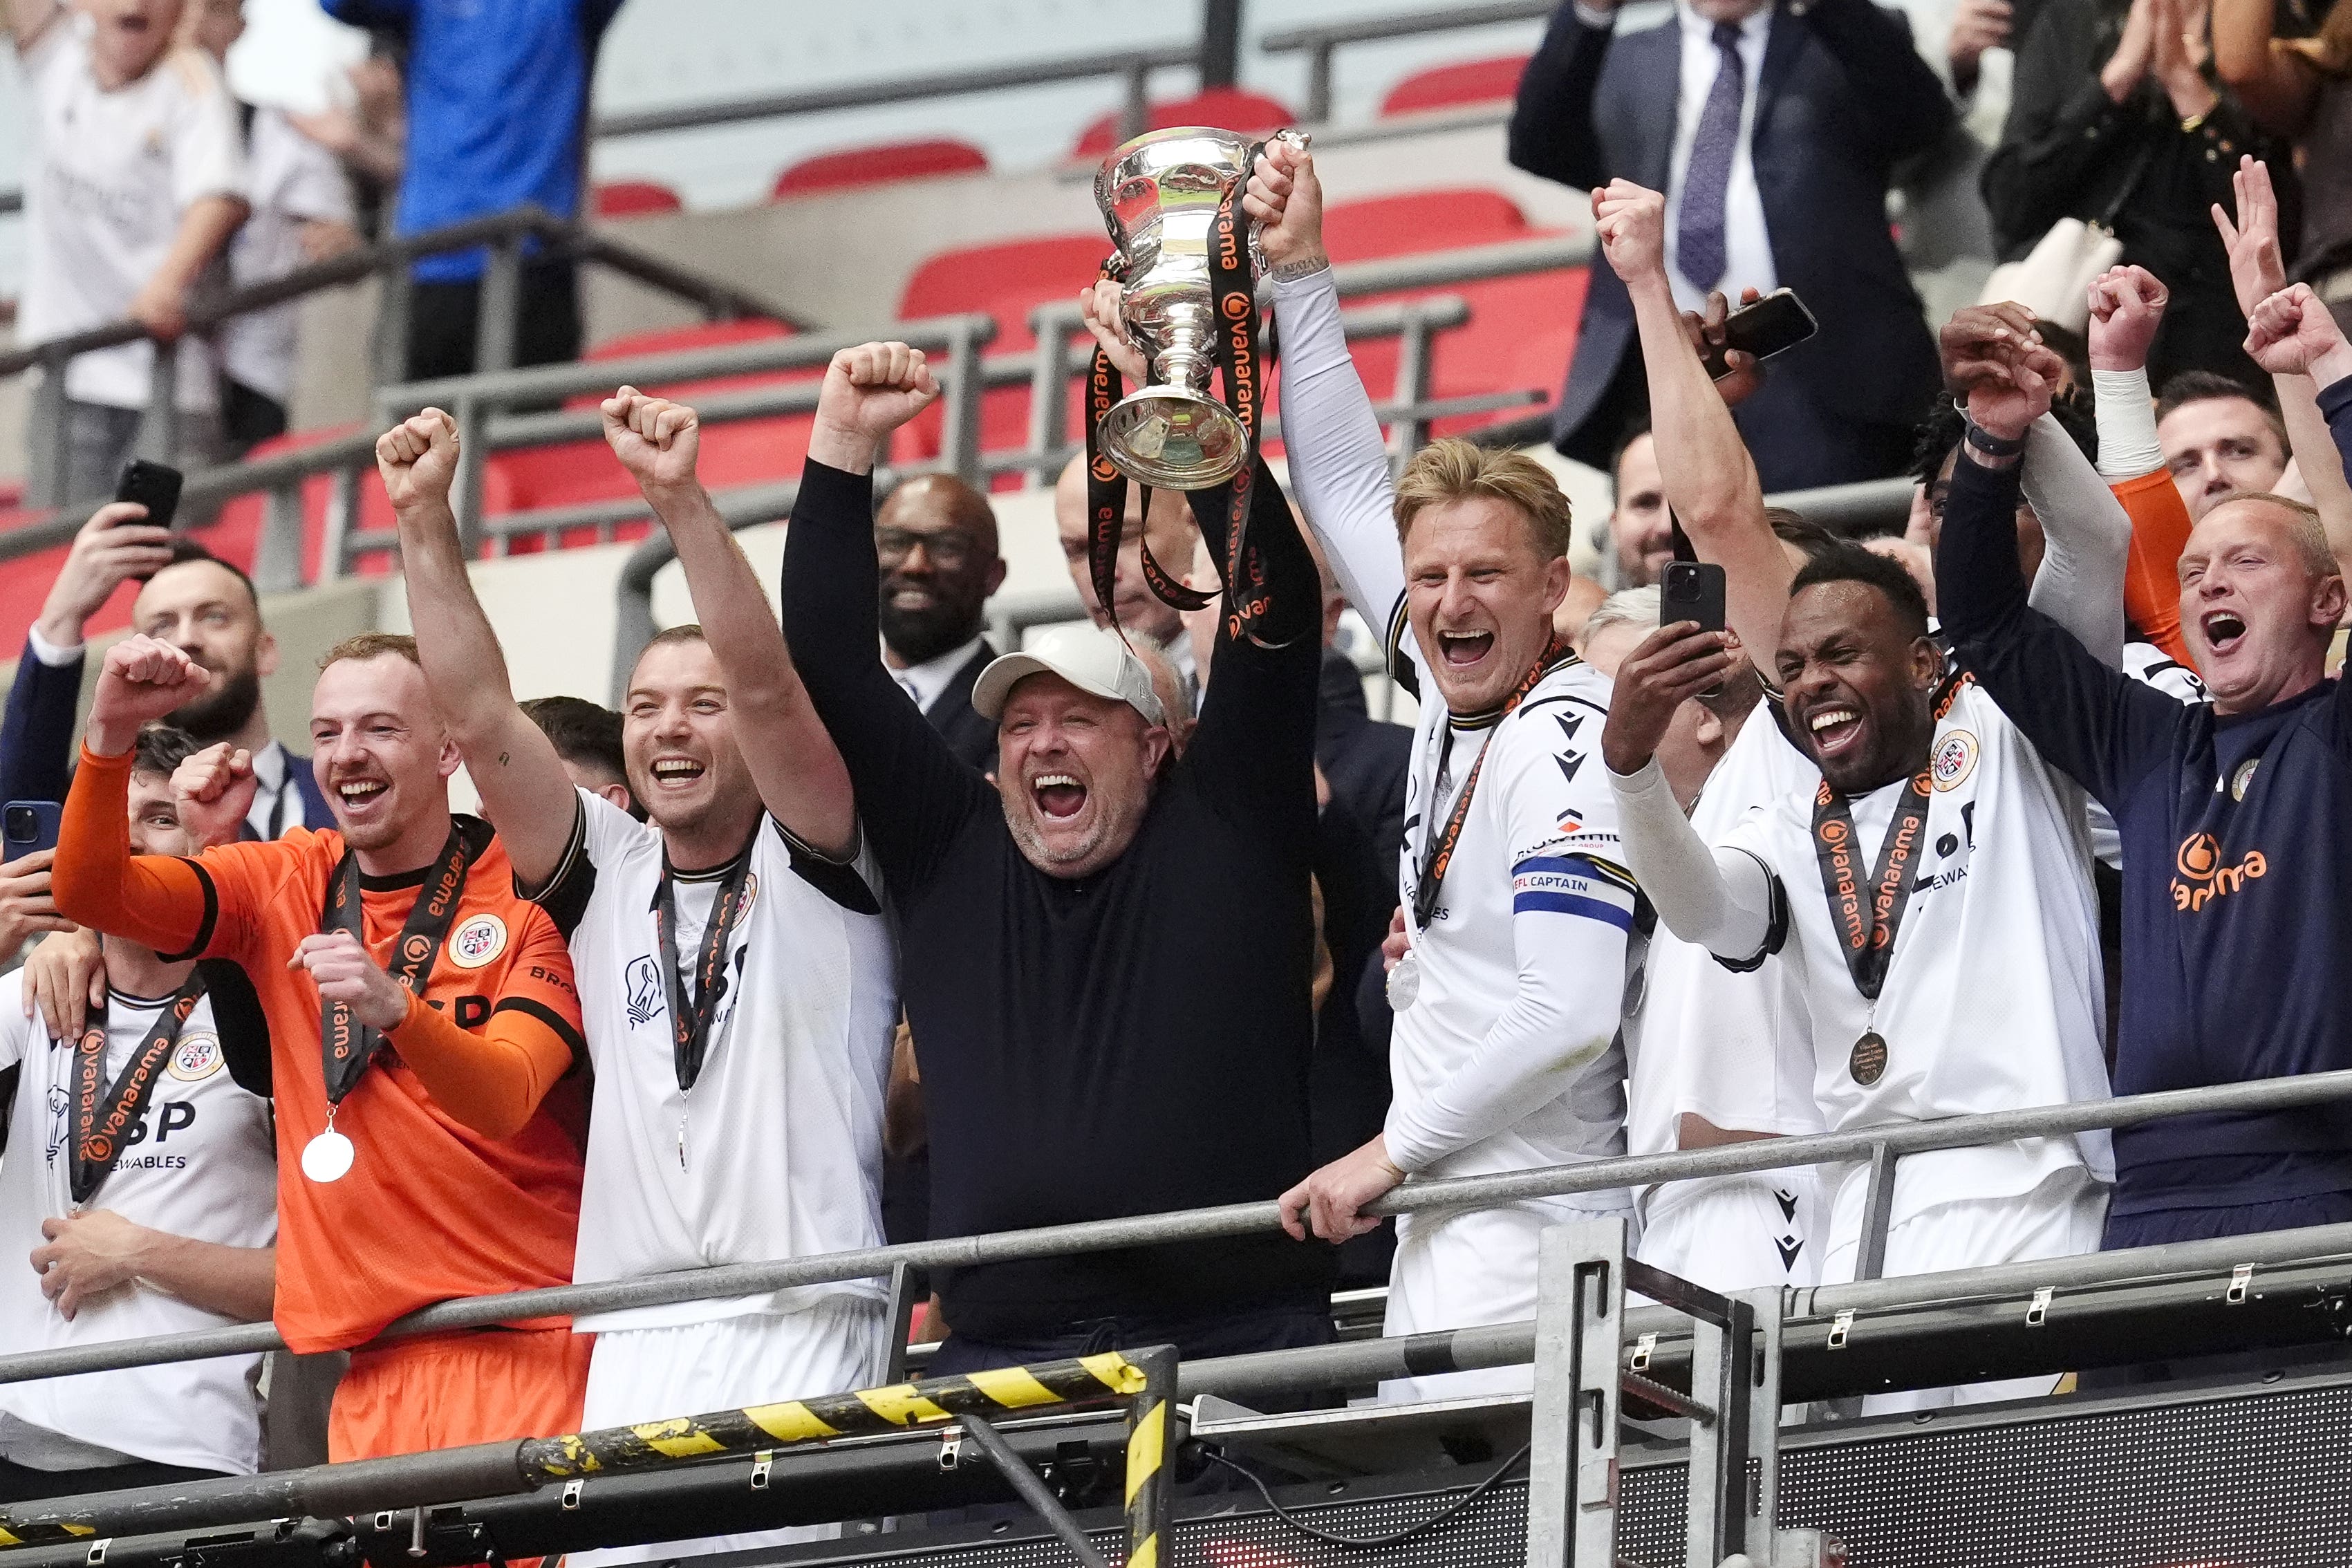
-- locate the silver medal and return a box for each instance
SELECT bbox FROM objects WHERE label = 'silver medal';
[301,1126,355,1184]
[1385,949,1423,1011]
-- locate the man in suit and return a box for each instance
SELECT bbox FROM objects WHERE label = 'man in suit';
[1509,0,1954,492]
[3,530,326,839]
[876,474,1005,772]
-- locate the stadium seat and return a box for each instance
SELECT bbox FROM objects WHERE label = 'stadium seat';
[1069,86,1297,161]
[1319,189,1531,264]
[771,139,990,198]
[594,180,685,218]
[1379,55,1531,116]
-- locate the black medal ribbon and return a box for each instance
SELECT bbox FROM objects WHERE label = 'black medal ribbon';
[318,816,493,1105]
[1410,641,1576,931]
[70,972,207,1204]
[652,832,759,1096]
[1808,771,1934,1002]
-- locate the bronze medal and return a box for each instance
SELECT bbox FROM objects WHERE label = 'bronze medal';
[1849,1029,1889,1086]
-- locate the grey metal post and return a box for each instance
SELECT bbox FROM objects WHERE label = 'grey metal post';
[25,355,68,508]
[1686,1294,1754,1568]
[1388,307,1439,480]
[1027,312,1074,489]
[254,482,308,594]
[939,318,987,485]
[373,259,414,391]
[1304,44,1336,122]
[1854,1141,1899,1282]
[1119,61,1150,142]
[454,395,489,558]
[321,461,363,584]
[134,339,180,465]
[1525,1218,1625,1568]
[1741,1287,1785,1562]
[1199,0,1242,88]
[475,236,523,376]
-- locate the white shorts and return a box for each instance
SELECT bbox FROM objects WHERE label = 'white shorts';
[567,1296,889,1567]
[1638,1170,1825,1295]
[1379,1196,1636,1405]
[1821,1162,2108,1415]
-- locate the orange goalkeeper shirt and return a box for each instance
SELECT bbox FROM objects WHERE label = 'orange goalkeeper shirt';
[55,746,589,1355]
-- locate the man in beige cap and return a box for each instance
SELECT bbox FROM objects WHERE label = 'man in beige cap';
[778,341,1336,1372]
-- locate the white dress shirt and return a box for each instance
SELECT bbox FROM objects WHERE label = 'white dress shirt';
[245,738,306,839]
[1664,1,1779,310]
[885,633,984,716]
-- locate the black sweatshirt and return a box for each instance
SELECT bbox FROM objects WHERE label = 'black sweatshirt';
[780,458,1334,1338]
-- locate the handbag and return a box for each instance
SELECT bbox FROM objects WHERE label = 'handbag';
[1980,138,2158,332]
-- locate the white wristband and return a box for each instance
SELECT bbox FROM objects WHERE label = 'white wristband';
[2092,367,2163,480]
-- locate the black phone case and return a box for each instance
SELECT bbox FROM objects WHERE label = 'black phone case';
[115,460,184,531]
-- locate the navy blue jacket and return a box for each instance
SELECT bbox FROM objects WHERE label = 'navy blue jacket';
[0,641,83,808]
[1507,0,1950,480]
[1935,385,2352,1217]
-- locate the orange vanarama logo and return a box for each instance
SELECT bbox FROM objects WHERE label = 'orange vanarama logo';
[2171,832,2268,911]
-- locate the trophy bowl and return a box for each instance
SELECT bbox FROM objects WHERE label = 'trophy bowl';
[1093,126,1264,490]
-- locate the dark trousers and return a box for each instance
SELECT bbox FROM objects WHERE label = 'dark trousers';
[404,258,583,382]
[0,1456,231,1503]
[931,1302,1335,1410]
[221,377,288,458]
[2083,1189,2352,1388]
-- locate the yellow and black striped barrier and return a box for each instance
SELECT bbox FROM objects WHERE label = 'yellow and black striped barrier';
[0,1345,1182,1559]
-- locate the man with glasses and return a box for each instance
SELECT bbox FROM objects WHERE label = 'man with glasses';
[876,474,1007,772]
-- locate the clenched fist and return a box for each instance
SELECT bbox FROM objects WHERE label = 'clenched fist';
[2087,265,2167,375]
[2245,283,2352,386]
[88,636,210,758]
[288,930,411,1029]
[1241,135,1325,275]
[376,408,461,519]
[171,741,260,851]
[808,342,942,476]
[1593,178,1668,290]
[603,385,701,498]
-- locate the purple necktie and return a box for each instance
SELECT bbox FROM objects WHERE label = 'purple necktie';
[1677,21,1746,294]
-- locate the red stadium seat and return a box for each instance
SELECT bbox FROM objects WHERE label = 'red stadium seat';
[1319,189,1531,264]
[1379,55,1531,116]
[1069,86,1297,161]
[771,139,991,198]
[594,180,684,218]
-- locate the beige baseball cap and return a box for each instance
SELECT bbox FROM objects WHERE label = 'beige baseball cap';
[971,624,1168,727]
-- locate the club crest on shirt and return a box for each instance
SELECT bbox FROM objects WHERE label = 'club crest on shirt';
[625,955,664,1027]
[2231,757,2259,801]
[1931,730,1979,792]
[168,1031,223,1081]
[447,913,508,970]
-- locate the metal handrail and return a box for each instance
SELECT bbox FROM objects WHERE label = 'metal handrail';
[1,1063,2348,1391]
[1260,0,1553,120]
[591,44,1199,142]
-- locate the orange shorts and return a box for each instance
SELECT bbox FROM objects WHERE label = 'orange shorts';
[328,1327,592,1463]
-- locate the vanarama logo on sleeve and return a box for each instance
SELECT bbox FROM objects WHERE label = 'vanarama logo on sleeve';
[2171,832,2267,911]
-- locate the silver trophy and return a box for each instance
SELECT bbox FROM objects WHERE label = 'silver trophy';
[1092,127,1288,491]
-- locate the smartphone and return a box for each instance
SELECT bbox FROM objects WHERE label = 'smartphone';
[1661,560,1727,635]
[115,458,183,532]
[2,801,62,861]
[1703,288,1820,380]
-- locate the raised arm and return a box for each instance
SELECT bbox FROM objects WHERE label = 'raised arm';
[1802,0,1957,163]
[606,388,855,857]
[382,410,578,888]
[1594,180,1794,666]
[2214,159,2352,572]
[53,641,225,956]
[32,1213,273,1323]
[2019,410,2131,668]
[1601,625,1781,960]
[1242,143,1412,647]
[1505,0,1618,189]
[2074,266,2198,662]
[777,345,991,893]
[2246,284,2352,489]
[2210,0,2317,137]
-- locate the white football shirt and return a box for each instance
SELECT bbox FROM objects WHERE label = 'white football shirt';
[1385,646,1640,1200]
[19,18,243,411]
[0,973,275,1476]
[222,106,353,402]
[536,792,897,1333]
[1623,697,1825,1225]
[1715,680,2115,1224]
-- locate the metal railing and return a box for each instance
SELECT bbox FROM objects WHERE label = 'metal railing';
[2,1064,2348,1394]
[1260,0,1553,121]
[593,45,1200,143]
[0,203,796,516]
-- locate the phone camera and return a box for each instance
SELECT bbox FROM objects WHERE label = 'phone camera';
[3,807,36,841]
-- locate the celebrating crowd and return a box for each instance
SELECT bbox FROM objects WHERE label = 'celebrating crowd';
[3,0,2352,1547]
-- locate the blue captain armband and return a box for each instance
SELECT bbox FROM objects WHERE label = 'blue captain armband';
[1509,854,1636,928]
